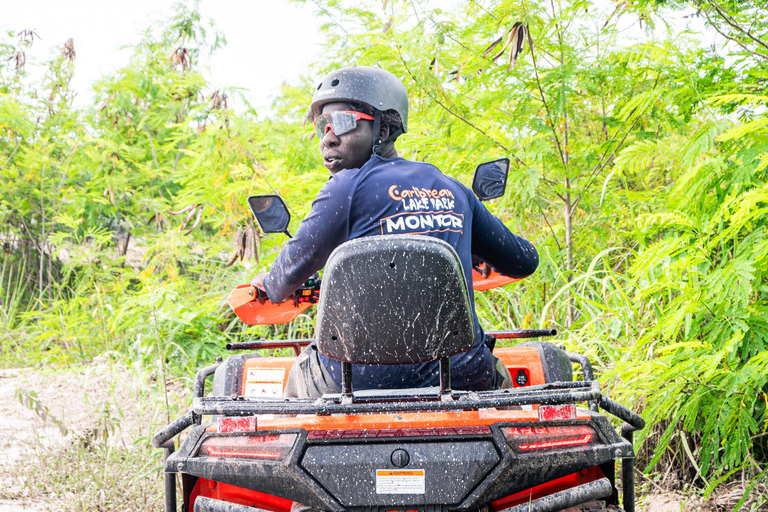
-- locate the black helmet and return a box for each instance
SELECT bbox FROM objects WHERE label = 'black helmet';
[311,66,408,155]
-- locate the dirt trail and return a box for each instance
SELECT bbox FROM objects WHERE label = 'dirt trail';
[0,368,58,511]
[0,364,183,511]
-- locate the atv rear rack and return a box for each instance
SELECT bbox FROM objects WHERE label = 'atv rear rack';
[152,380,644,449]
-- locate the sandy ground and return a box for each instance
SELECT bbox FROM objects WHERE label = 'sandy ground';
[0,368,60,512]
[0,364,186,512]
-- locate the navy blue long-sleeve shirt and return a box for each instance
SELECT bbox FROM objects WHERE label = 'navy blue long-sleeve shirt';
[263,156,538,390]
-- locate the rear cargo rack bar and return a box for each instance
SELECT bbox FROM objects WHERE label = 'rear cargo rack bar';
[190,380,643,432]
[151,379,644,457]
[193,380,600,416]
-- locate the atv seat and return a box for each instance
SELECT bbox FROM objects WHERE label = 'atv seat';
[316,235,475,396]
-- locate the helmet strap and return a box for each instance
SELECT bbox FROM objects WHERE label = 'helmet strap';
[372,111,383,156]
[372,110,404,156]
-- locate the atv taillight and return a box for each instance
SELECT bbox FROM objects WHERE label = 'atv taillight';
[503,426,595,452]
[200,434,297,460]
[538,404,577,421]
[218,417,257,433]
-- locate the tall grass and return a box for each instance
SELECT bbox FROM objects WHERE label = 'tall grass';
[0,256,27,331]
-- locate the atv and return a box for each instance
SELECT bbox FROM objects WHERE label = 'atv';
[152,159,645,512]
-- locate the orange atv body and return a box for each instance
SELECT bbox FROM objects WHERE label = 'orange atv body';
[152,235,643,512]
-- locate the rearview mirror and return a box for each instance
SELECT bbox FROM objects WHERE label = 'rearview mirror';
[472,158,509,201]
[247,195,292,237]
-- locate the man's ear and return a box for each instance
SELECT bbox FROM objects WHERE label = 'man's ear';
[378,123,391,142]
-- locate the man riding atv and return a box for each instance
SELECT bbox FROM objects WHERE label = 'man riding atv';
[250,66,538,398]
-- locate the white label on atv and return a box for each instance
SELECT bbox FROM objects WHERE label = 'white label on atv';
[244,368,285,397]
[376,469,425,494]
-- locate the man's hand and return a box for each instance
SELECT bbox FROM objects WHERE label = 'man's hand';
[251,273,268,292]
[472,256,493,278]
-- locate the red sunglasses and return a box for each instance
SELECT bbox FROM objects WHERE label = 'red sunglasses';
[314,111,375,138]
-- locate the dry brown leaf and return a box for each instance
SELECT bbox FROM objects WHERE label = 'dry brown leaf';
[492,29,514,62]
[482,36,503,58]
[225,251,239,267]
[507,23,526,71]
[209,90,228,110]
[226,226,245,267]
[244,226,253,261]
[232,226,244,252]
[17,29,40,44]
[179,205,198,231]
[62,38,75,61]
[148,213,170,231]
[9,51,26,71]
[184,205,204,235]
[170,47,191,71]
[169,204,195,216]
[251,226,261,262]
[489,22,527,68]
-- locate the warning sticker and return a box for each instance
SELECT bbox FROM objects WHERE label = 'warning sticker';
[244,368,285,397]
[375,469,425,494]
[247,368,285,381]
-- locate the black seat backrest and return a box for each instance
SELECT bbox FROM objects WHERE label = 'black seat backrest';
[316,235,475,365]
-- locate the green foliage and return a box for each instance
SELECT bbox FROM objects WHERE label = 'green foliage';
[0,3,323,371]
[1,0,768,505]
[16,388,69,436]
[610,92,768,502]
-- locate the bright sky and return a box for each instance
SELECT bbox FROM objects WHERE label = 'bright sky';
[2,0,720,115]
[1,0,325,112]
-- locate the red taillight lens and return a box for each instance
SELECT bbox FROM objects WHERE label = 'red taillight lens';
[538,404,577,421]
[217,417,257,433]
[200,434,297,459]
[503,426,595,452]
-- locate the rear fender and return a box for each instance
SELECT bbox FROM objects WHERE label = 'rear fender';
[489,465,606,511]
[495,344,574,389]
[169,426,343,511]
[212,354,296,398]
[191,478,293,512]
